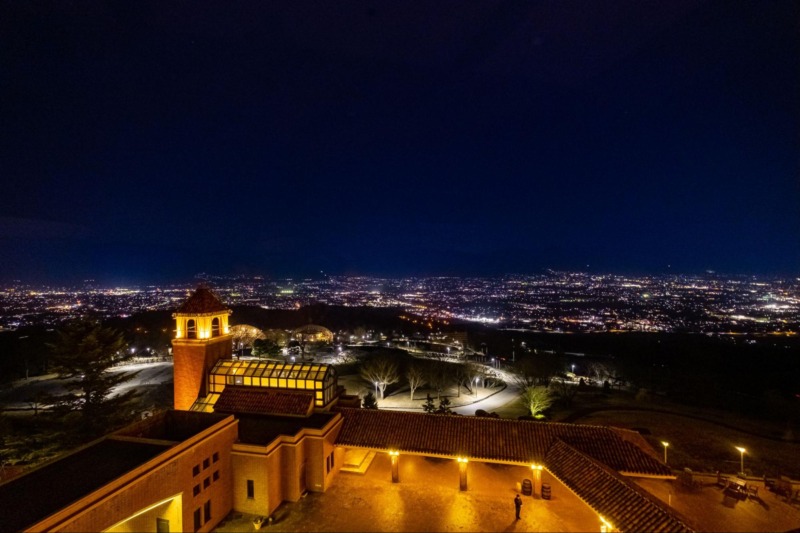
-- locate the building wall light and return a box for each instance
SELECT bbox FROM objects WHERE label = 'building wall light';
[599,515,614,532]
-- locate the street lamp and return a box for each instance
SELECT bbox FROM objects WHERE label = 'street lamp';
[375,381,379,398]
[474,377,479,397]
[571,363,575,373]
[661,441,669,464]
[735,446,746,475]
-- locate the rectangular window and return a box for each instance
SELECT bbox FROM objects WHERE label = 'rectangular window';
[204,500,211,523]
[212,452,219,463]
[204,477,211,488]
[193,484,201,496]
[247,479,254,499]
[193,508,202,532]
[193,465,200,477]
[203,458,210,469]
[156,517,170,533]
[213,470,220,481]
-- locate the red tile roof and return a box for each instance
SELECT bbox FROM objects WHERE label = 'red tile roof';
[334,408,671,476]
[176,285,230,315]
[214,386,314,417]
[545,440,695,533]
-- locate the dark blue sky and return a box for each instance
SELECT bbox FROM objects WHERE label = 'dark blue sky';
[1,1,798,284]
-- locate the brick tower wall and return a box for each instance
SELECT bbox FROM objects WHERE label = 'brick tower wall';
[172,335,232,410]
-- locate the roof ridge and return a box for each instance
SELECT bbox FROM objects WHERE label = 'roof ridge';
[545,439,696,532]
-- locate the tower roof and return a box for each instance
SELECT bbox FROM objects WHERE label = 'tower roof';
[176,285,230,315]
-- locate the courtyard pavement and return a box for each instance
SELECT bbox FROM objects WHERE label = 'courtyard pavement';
[214,453,599,532]
[634,474,800,532]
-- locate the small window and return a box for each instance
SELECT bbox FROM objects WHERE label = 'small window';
[193,508,202,532]
[156,517,170,533]
[211,317,220,337]
[187,319,197,339]
[193,464,200,477]
[247,479,254,499]
[203,458,210,470]
[213,470,220,481]
[193,484,200,496]
[204,477,210,488]
[204,500,211,523]
[212,452,219,463]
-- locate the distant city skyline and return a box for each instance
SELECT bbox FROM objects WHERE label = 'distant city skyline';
[3,271,797,337]
[2,2,798,284]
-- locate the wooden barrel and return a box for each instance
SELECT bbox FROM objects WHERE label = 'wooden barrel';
[542,483,551,500]
[522,478,532,495]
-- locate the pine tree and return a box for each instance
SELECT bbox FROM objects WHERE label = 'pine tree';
[436,396,452,414]
[362,391,378,409]
[423,393,436,413]
[47,320,140,437]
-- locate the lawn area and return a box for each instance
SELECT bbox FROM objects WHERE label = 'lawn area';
[572,409,800,478]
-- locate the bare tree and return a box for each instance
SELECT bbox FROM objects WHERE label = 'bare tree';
[359,356,400,399]
[453,364,472,398]
[406,363,427,401]
[519,386,553,418]
[424,360,450,400]
[551,378,578,407]
[467,363,487,393]
[588,362,616,385]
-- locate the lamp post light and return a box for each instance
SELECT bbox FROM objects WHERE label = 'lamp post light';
[571,363,575,373]
[735,446,746,475]
[474,377,479,397]
[661,441,669,464]
[374,381,379,398]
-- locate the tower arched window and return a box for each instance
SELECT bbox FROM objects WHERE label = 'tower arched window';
[211,317,220,337]
[187,319,197,339]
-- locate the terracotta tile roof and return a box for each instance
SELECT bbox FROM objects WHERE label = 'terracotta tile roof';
[545,440,695,533]
[175,285,230,314]
[334,408,671,476]
[214,386,314,417]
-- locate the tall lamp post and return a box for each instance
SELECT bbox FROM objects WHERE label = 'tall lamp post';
[474,377,479,397]
[661,441,669,464]
[735,446,746,475]
[374,381,378,398]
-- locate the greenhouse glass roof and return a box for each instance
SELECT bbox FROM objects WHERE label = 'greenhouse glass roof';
[209,360,332,381]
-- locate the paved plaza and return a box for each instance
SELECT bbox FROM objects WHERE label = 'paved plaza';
[215,452,599,532]
[634,475,800,532]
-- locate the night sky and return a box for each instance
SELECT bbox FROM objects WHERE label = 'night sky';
[1,1,798,284]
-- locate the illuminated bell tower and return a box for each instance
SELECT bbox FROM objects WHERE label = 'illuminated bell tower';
[172,285,233,410]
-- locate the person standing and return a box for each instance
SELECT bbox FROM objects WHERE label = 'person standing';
[514,494,522,520]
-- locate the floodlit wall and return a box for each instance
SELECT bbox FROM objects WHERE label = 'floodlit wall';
[173,336,232,410]
[28,417,238,533]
